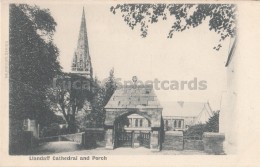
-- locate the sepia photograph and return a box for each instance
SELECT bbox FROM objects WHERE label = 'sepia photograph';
[1,0,260,166]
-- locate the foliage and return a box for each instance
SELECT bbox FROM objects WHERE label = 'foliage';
[104,68,117,105]
[46,73,94,133]
[205,110,219,132]
[184,123,206,137]
[46,68,117,131]
[82,68,118,128]
[9,4,61,126]
[111,4,236,50]
[184,111,219,136]
[9,4,61,154]
[41,123,60,137]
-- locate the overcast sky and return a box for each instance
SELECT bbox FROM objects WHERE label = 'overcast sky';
[38,3,232,110]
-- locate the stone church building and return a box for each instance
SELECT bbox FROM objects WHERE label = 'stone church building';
[70,8,163,151]
[70,8,216,152]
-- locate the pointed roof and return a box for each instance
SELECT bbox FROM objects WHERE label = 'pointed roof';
[71,7,92,78]
[161,101,212,118]
[105,84,162,109]
[77,7,90,58]
[78,8,86,43]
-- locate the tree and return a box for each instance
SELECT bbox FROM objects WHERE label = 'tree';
[75,68,118,129]
[205,110,219,132]
[111,4,236,50]
[47,68,118,132]
[9,4,61,153]
[10,4,61,123]
[46,73,94,133]
[184,111,219,137]
[104,68,117,105]
[84,68,117,128]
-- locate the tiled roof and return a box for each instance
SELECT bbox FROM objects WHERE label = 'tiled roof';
[105,85,162,109]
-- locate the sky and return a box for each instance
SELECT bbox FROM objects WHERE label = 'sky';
[38,3,232,111]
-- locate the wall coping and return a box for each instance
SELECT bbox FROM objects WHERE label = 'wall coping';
[203,132,225,139]
[165,131,183,136]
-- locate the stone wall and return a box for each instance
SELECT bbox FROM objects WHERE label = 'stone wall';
[60,133,83,144]
[82,129,105,149]
[162,131,183,150]
[39,133,83,144]
[184,139,204,150]
[203,132,225,154]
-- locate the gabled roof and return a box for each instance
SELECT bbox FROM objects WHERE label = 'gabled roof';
[105,84,162,109]
[161,101,213,118]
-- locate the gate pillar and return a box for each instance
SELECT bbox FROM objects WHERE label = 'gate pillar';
[150,131,160,151]
[105,128,114,150]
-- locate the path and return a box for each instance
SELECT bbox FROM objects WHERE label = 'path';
[28,141,207,155]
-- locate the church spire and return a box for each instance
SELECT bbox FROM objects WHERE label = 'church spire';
[71,7,92,79]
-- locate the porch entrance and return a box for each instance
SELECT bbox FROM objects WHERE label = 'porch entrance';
[116,131,133,147]
[114,113,152,149]
[115,131,151,149]
[140,131,150,148]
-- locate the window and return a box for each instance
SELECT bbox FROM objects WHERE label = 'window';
[140,119,143,127]
[178,120,182,128]
[174,120,177,127]
[128,118,131,127]
[135,119,138,127]
[165,120,168,127]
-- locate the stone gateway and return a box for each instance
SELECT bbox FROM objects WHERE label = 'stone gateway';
[104,83,163,151]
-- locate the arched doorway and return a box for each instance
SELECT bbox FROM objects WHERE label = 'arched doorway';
[114,112,151,149]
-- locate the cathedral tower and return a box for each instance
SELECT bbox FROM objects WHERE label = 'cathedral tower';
[71,8,93,79]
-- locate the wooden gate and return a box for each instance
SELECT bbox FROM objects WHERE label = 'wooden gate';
[116,131,133,147]
[140,132,150,148]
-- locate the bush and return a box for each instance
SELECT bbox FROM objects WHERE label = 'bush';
[205,111,219,132]
[184,123,206,137]
[184,111,220,137]
[41,123,60,137]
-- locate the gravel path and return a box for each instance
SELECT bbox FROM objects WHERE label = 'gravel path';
[28,141,208,155]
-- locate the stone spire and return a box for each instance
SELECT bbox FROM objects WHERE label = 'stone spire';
[71,7,92,79]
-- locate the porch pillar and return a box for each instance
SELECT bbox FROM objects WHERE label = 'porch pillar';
[105,128,114,150]
[133,131,140,148]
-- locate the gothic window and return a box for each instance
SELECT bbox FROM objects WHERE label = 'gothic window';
[178,120,182,128]
[165,120,168,127]
[140,119,143,127]
[135,119,138,127]
[174,120,177,127]
[128,118,131,127]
